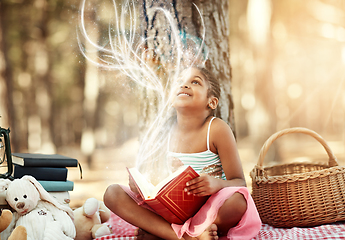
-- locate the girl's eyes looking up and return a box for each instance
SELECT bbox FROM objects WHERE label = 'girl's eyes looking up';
[192,79,201,85]
[175,75,204,86]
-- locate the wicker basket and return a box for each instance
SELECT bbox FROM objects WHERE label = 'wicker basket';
[250,127,345,228]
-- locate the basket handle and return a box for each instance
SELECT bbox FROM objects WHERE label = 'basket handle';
[257,127,338,172]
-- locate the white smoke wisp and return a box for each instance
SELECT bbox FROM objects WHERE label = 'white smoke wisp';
[78,0,207,183]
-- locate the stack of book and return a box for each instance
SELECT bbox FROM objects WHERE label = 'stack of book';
[11,153,79,205]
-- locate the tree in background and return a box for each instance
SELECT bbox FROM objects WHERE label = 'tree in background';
[0,0,84,153]
[4,0,345,169]
[77,0,235,171]
[138,0,235,135]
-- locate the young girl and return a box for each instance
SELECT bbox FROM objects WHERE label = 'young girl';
[103,67,261,240]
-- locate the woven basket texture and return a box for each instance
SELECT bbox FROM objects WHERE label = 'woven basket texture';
[250,127,345,228]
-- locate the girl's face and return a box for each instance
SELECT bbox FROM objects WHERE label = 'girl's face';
[172,68,217,112]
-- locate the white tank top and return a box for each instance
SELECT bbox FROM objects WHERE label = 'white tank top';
[167,117,226,180]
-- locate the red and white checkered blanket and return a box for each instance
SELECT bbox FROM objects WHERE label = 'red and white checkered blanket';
[252,222,345,240]
[95,212,345,240]
[95,212,136,240]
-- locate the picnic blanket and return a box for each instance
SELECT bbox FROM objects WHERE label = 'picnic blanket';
[252,222,345,240]
[95,212,345,240]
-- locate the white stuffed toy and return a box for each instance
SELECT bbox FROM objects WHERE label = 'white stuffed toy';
[73,198,112,240]
[3,175,76,240]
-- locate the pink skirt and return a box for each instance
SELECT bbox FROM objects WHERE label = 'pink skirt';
[121,186,261,240]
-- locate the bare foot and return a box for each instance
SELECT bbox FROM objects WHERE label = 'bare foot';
[135,228,163,240]
[197,224,218,240]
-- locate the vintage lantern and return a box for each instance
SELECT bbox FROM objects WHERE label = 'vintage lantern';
[0,127,13,179]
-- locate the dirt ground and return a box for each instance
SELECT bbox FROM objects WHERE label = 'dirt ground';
[67,138,138,209]
[67,135,345,209]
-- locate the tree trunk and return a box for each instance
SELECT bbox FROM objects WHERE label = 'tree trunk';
[135,0,234,182]
[196,0,235,134]
[0,2,19,150]
[138,0,235,136]
[80,3,101,168]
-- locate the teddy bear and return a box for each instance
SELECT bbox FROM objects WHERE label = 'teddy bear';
[0,178,27,240]
[0,209,27,240]
[2,175,76,240]
[73,197,112,240]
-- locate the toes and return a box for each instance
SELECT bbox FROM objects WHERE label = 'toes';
[210,231,218,240]
[134,228,144,240]
[209,224,218,236]
[134,228,139,235]
[209,223,217,232]
[208,224,218,240]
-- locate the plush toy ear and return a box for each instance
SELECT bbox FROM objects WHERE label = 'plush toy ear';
[0,179,11,191]
[0,179,11,205]
[21,175,74,220]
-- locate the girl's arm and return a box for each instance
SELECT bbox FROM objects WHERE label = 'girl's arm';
[213,118,246,186]
[185,118,246,197]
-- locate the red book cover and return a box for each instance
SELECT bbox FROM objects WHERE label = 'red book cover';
[127,166,209,224]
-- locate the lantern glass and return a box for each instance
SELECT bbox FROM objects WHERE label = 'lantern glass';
[0,138,5,165]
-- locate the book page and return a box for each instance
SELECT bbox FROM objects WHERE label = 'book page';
[128,168,155,199]
[12,156,24,166]
[151,165,189,197]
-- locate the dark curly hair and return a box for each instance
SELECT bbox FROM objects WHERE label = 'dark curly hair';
[194,66,221,116]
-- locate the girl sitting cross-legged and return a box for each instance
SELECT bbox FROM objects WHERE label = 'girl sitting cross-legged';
[103,66,261,240]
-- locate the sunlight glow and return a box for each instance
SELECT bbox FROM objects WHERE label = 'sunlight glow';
[321,23,335,39]
[287,83,303,99]
[79,0,208,180]
[276,105,290,120]
[123,107,138,126]
[272,22,287,40]
[28,115,41,151]
[81,129,95,155]
[241,93,256,110]
[336,27,345,42]
[309,1,343,25]
[272,63,286,90]
[342,47,345,64]
[17,72,32,88]
[35,50,48,75]
[247,0,271,45]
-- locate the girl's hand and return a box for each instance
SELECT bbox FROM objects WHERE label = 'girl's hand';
[128,176,140,195]
[184,173,223,197]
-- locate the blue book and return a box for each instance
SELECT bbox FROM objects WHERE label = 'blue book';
[38,180,74,192]
[12,153,78,168]
[13,165,68,181]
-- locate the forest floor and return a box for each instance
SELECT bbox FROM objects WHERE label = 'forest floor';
[67,136,345,209]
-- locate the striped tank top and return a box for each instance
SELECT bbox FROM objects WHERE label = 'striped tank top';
[167,117,226,180]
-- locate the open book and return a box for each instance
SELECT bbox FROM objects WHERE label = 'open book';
[127,165,209,224]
